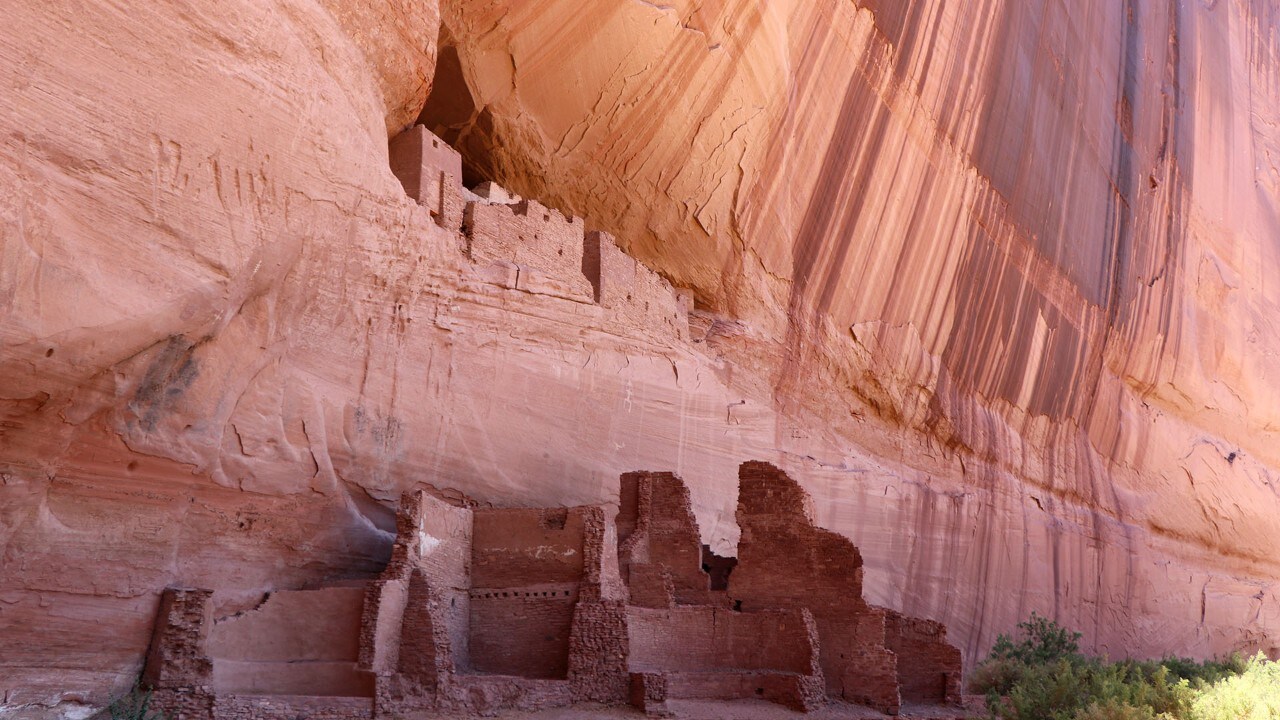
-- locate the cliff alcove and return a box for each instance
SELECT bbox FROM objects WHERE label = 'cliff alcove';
[2,0,1280,718]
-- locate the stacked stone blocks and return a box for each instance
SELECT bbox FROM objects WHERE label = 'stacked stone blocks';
[142,461,961,717]
[389,124,689,341]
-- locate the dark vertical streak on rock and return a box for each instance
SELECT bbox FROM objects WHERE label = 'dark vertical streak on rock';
[777,61,892,414]
[1101,0,1139,328]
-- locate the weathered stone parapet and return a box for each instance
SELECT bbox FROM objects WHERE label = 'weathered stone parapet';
[464,196,594,301]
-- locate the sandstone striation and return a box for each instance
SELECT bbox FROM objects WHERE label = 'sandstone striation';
[1,0,1280,718]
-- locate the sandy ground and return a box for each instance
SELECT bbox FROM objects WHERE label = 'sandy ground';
[399,697,989,719]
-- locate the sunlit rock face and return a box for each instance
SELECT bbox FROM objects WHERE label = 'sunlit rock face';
[428,0,1280,655]
[2,0,1279,716]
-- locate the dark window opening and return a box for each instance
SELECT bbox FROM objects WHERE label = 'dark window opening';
[700,544,737,591]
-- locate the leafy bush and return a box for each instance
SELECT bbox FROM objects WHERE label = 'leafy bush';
[988,612,1084,666]
[1191,653,1280,719]
[970,615,1279,720]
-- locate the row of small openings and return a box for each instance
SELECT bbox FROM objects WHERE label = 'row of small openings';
[471,589,574,599]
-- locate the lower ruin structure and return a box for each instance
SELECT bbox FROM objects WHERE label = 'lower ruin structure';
[144,462,962,718]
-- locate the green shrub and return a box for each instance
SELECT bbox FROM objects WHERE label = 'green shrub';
[1191,653,1280,720]
[988,612,1084,666]
[971,614,1280,720]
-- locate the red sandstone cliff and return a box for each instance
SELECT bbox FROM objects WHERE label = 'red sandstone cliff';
[2,0,1280,716]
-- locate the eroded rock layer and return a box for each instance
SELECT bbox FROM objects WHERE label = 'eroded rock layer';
[2,0,1279,716]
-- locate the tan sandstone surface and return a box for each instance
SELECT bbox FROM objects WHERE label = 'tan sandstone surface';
[2,0,1280,717]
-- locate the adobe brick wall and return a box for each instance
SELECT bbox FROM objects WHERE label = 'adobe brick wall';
[627,606,814,673]
[617,471,719,607]
[884,608,963,703]
[464,196,594,301]
[583,231,690,342]
[730,461,901,714]
[388,124,465,231]
[211,694,373,720]
[143,589,214,690]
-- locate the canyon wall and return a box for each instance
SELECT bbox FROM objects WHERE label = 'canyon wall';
[2,0,1279,716]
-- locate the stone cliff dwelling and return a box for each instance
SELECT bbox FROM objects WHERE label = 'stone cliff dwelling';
[143,461,961,718]
[385,123,692,345]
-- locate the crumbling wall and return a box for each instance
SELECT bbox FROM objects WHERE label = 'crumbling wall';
[389,125,691,339]
[700,544,737,591]
[884,609,963,703]
[361,490,472,712]
[616,471,720,607]
[625,606,825,713]
[144,589,214,690]
[211,695,373,720]
[730,461,901,714]
[139,462,959,718]
[568,506,630,703]
[464,197,594,301]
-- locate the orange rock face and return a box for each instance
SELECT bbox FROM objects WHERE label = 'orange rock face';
[2,0,1279,716]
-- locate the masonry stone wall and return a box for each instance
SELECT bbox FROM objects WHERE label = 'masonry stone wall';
[211,695,373,720]
[388,124,465,231]
[567,599,630,703]
[389,125,690,342]
[617,471,720,607]
[885,608,964,703]
[730,460,902,714]
[467,507,589,677]
[143,589,213,691]
[141,457,962,718]
[583,231,690,341]
[374,120,962,719]
[627,606,814,673]
[464,197,594,301]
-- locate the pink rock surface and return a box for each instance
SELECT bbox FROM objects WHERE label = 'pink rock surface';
[1,0,1279,717]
